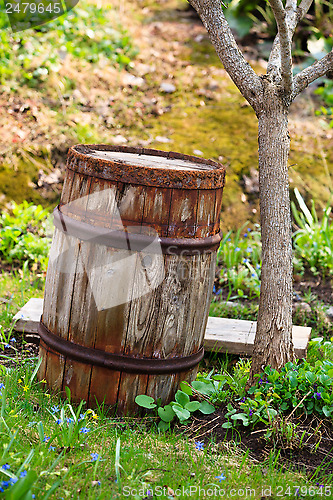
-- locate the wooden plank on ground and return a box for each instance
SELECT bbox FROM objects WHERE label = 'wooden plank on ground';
[13,298,44,333]
[13,298,311,358]
[204,317,311,358]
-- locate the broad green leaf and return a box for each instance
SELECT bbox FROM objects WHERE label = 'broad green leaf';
[175,390,190,407]
[192,381,215,395]
[222,422,233,429]
[158,405,175,423]
[185,401,201,412]
[231,413,249,426]
[172,404,190,422]
[323,406,332,417]
[198,401,215,415]
[135,395,156,409]
[180,382,193,396]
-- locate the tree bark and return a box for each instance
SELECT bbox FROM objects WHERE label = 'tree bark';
[249,81,295,384]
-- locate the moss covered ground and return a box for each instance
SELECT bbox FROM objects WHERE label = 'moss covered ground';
[0,0,331,229]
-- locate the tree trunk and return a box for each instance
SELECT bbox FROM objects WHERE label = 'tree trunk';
[249,83,295,384]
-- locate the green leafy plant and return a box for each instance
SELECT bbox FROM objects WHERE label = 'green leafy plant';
[135,386,215,431]
[0,201,51,270]
[291,188,333,278]
[214,358,333,432]
[217,224,262,299]
[315,78,333,126]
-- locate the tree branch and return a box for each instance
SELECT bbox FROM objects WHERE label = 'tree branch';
[267,0,313,88]
[285,0,297,10]
[297,0,313,20]
[267,0,293,94]
[188,0,262,109]
[292,50,333,100]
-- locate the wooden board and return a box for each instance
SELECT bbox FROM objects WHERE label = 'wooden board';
[14,298,311,359]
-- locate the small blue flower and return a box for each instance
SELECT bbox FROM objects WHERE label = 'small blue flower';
[0,384,4,390]
[43,436,50,442]
[315,392,321,400]
[256,264,261,269]
[79,413,86,422]
[240,397,246,403]
[243,258,249,264]
[80,427,90,434]
[51,405,59,414]
[247,228,251,232]
[247,247,253,253]
[249,408,253,416]
[258,378,263,385]
[4,344,10,349]
[49,446,56,451]
[235,247,240,252]
[251,273,256,278]
[215,473,226,482]
[56,419,62,425]
[244,233,248,238]
[20,471,27,478]
[97,481,101,486]
[67,418,74,424]
[1,464,10,470]
[10,338,16,343]
[195,441,204,451]
[227,238,231,242]
[9,477,18,485]
[91,453,99,462]
[1,480,10,489]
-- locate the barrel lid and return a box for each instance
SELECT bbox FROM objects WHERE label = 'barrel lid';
[67,145,225,190]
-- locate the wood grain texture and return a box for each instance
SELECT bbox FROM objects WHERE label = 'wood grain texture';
[39,150,224,413]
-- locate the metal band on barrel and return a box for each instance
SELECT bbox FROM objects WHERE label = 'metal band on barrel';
[38,321,204,374]
[53,205,222,255]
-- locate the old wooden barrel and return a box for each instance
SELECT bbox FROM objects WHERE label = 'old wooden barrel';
[38,145,225,414]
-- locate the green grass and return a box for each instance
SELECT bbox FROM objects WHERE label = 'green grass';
[0,1,137,90]
[0,361,316,499]
[0,196,332,497]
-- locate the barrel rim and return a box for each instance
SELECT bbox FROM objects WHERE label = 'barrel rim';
[67,144,226,190]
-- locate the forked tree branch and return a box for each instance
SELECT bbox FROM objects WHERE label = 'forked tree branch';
[188,0,262,109]
[267,0,293,94]
[292,50,333,100]
[267,0,313,91]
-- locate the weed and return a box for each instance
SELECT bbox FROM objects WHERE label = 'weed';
[0,1,137,89]
[292,188,333,277]
[0,201,51,271]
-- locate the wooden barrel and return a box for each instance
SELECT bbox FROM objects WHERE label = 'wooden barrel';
[38,145,225,414]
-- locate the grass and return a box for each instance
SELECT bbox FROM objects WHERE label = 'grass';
[0,267,44,334]
[0,219,332,496]
[0,359,318,499]
[0,1,136,90]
